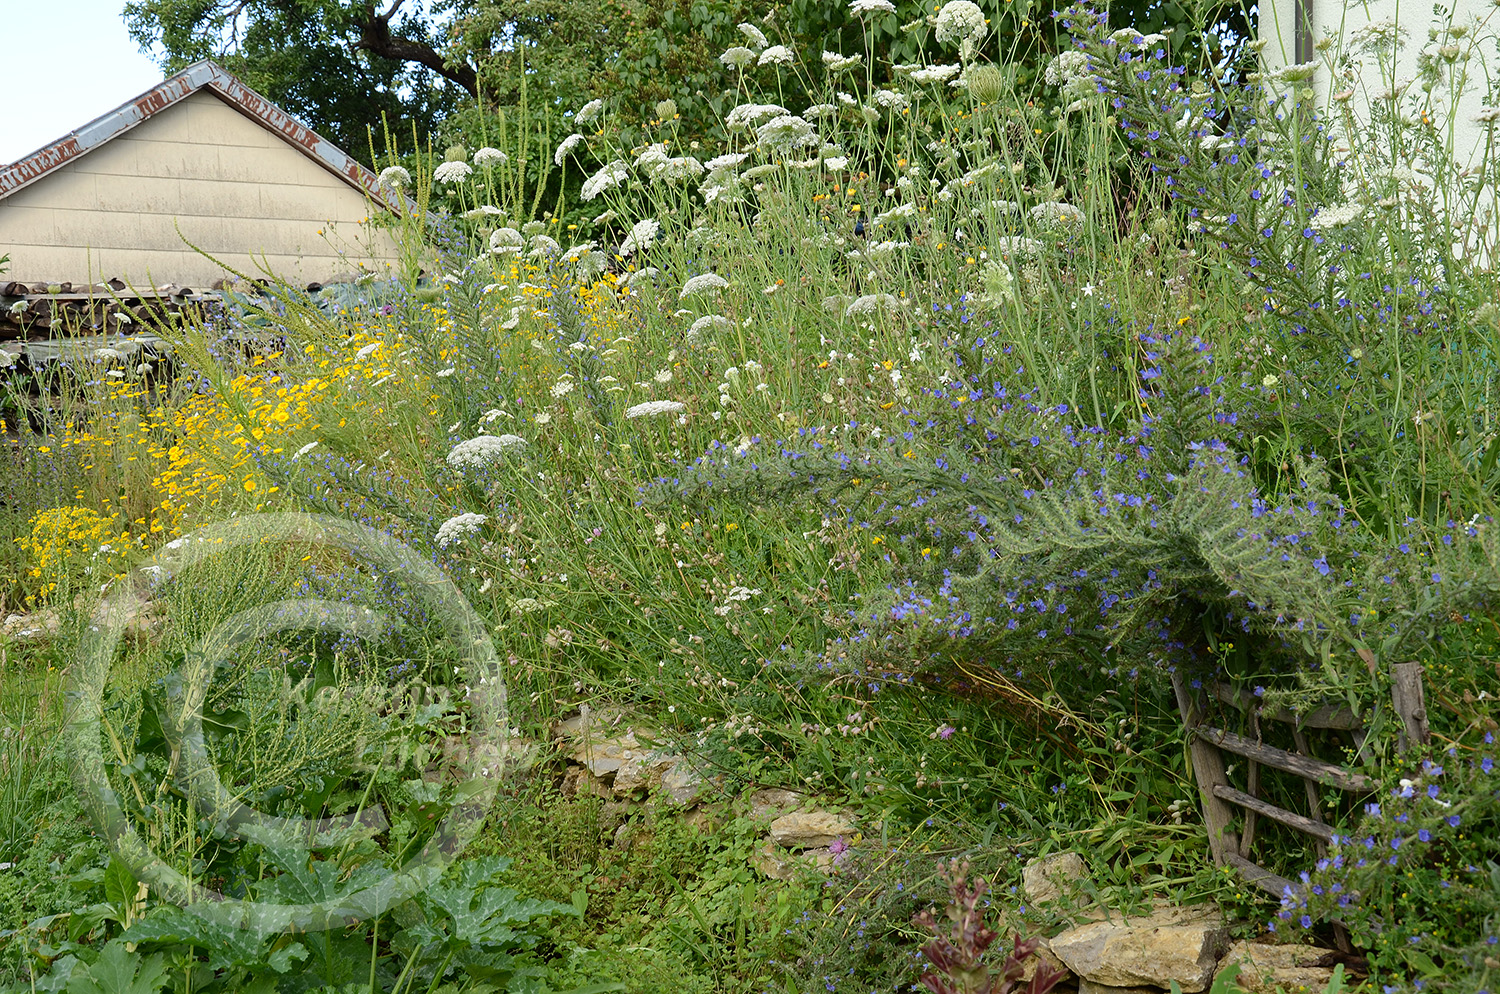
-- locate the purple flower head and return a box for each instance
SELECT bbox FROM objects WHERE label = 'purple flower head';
[937,724,956,740]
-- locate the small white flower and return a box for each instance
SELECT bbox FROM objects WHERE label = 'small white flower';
[378,165,411,190]
[845,293,903,317]
[535,412,552,424]
[755,114,818,152]
[909,63,963,84]
[436,513,489,548]
[554,133,585,166]
[551,379,576,398]
[1029,201,1084,227]
[725,103,789,128]
[625,400,687,418]
[1475,106,1500,124]
[934,0,987,47]
[94,347,124,361]
[824,156,849,170]
[758,44,794,65]
[448,434,526,470]
[705,152,750,172]
[434,161,473,184]
[356,341,382,359]
[680,273,729,298]
[436,367,457,378]
[463,205,505,220]
[1310,201,1365,230]
[822,51,863,71]
[576,98,605,124]
[738,21,768,49]
[474,147,508,166]
[293,441,320,460]
[849,0,897,14]
[803,103,838,119]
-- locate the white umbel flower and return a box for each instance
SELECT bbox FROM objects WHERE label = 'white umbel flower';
[849,0,897,14]
[1029,202,1084,227]
[726,103,790,128]
[378,165,411,190]
[489,227,524,254]
[909,64,963,84]
[822,51,863,71]
[474,147,508,166]
[625,400,687,419]
[576,98,605,124]
[554,133,585,166]
[738,21,768,49]
[845,293,904,317]
[758,44,794,65]
[720,46,757,69]
[436,513,489,548]
[934,0,987,47]
[680,273,729,298]
[581,160,629,201]
[619,218,661,256]
[1310,202,1365,230]
[755,114,818,152]
[447,434,526,469]
[434,161,473,184]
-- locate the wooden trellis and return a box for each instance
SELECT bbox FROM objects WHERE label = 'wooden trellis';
[1173,664,1431,900]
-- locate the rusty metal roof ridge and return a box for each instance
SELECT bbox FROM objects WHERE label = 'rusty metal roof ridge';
[0,60,394,210]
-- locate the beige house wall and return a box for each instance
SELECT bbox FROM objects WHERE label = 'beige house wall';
[0,92,400,287]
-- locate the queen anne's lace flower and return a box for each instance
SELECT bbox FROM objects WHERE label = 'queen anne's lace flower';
[581,160,629,200]
[1044,50,1095,98]
[1310,202,1365,230]
[705,152,750,173]
[1029,202,1084,227]
[720,46,757,69]
[378,166,411,190]
[845,293,904,317]
[575,98,604,124]
[934,0,986,47]
[619,218,661,256]
[755,114,818,152]
[822,51,863,71]
[489,227,524,254]
[436,513,489,548]
[680,273,729,298]
[473,147,508,166]
[434,161,473,184]
[738,22,768,49]
[849,0,897,14]
[909,64,963,84]
[554,133,584,166]
[727,103,790,128]
[758,45,794,65]
[447,435,525,470]
[625,400,687,419]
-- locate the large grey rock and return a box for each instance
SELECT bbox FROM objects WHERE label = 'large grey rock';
[1049,903,1228,993]
[769,810,854,849]
[1219,941,1336,994]
[660,761,706,805]
[1022,852,1089,906]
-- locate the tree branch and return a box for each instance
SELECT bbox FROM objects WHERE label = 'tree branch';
[355,8,476,95]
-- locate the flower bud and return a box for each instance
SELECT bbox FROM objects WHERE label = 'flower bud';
[655,98,678,121]
[966,65,1006,104]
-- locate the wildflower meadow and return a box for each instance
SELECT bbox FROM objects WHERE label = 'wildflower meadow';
[3,1,1500,992]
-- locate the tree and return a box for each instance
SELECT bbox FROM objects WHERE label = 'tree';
[124,0,478,161]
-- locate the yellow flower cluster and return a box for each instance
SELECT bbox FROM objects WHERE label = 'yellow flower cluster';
[17,505,135,602]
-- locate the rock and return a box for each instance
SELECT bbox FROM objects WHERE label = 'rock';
[769,810,854,849]
[561,764,602,798]
[660,761,706,806]
[1078,981,1161,994]
[2,610,59,638]
[1219,941,1336,994]
[1018,938,1073,985]
[749,787,804,822]
[750,840,835,880]
[1049,903,1227,993]
[1023,852,1089,906]
[569,729,641,778]
[612,746,678,797]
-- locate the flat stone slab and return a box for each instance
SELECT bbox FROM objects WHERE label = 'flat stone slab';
[1050,903,1228,993]
[1219,941,1337,994]
[769,810,854,849]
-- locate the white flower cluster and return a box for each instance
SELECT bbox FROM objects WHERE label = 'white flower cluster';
[378,166,411,190]
[489,227,524,254]
[1044,50,1096,98]
[1029,202,1085,227]
[618,218,660,256]
[635,144,704,183]
[474,147,507,166]
[581,160,629,200]
[625,400,687,419]
[554,133,584,166]
[1310,202,1365,230]
[845,293,904,317]
[436,513,488,549]
[575,98,605,124]
[758,44,794,65]
[434,161,473,185]
[909,64,963,84]
[755,114,818,152]
[934,0,987,48]
[726,103,790,128]
[447,434,526,470]
[738,21,768,49]
[680,273,729,298]
[849,0,896,14]
[720,46,757,69]
[822,51,863,71]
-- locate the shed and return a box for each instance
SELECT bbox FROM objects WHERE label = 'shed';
[0,61,401,288]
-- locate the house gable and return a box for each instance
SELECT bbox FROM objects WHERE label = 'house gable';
[0,65,400,287]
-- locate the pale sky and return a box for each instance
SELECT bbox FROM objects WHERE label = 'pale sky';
[0,1,165,165]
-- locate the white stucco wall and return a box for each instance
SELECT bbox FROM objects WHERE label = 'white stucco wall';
[0,91,400,287]
[1260,0,1494,263]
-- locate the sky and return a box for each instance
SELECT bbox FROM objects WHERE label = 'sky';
[0,1,165,165]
